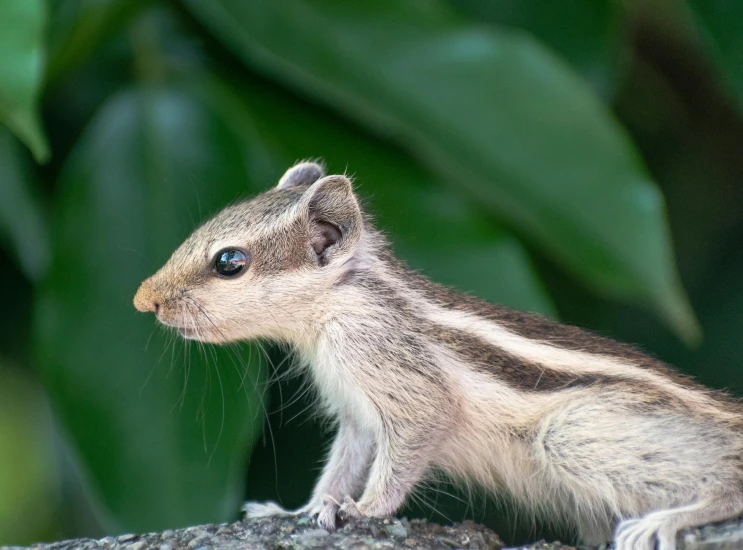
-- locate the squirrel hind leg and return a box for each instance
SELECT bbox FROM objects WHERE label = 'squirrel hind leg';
[613,494,743,550]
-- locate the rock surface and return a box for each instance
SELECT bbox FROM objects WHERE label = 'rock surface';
[2,514,743,550]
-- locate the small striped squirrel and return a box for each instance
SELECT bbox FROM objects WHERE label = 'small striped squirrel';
[134,162,743,549]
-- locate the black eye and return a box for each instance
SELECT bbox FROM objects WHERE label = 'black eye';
[214,249,249,277]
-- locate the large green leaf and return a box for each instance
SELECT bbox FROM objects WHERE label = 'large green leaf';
[0,127,49,281]
[687,0,743,111]
[34,82,270,533]
[184,0,699,343]
[0,0,49,162]
[450,0,626,97]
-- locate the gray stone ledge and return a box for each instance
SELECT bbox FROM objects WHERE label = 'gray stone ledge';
[3,514,742,550]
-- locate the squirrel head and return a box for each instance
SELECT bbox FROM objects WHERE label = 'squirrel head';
[133,161,364,344]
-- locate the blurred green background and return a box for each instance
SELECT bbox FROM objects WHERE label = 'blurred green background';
[1,0,742,546]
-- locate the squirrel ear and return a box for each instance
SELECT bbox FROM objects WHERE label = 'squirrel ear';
[302,175,362,266]
[277,161,325,189]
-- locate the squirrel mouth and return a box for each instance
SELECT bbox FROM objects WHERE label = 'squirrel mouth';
[158,320,208,340]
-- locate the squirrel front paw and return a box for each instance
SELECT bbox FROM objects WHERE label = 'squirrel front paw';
[242,496,362,532]
[338,496,365,521]
[316,497,341,531]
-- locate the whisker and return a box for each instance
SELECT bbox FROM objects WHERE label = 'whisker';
[183,299,224,463]
[144,324,157,352]
[407,487,455,524]
[140,324,167,395]
[255,341,286,414]
[182,294,278,477]
[173,331,190,413]
[284,392,321,427]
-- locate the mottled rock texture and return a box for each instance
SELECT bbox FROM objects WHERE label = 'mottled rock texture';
[2,514,742,550]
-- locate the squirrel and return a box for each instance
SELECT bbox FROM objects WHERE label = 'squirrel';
[134,161,743,550]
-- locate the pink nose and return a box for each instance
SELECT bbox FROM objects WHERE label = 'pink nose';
[133,279,159,313]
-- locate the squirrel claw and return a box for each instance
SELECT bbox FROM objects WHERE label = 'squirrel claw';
[338,496,364,520]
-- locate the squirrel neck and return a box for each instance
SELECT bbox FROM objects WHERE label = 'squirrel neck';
[293,244,444,361]
[287,232,418,353]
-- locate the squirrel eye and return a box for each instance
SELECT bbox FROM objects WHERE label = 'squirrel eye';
[214,249,249,277]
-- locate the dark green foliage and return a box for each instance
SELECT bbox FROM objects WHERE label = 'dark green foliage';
[0,0,49,161]
[688,0,743,110]
[0,0,741,546]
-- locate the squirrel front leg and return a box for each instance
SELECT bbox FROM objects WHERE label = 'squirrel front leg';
[243,416,372,529]
[339,423,434,521]
[307,416,374,529]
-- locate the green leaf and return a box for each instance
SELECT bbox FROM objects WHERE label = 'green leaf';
[687,0,743,110]
[184,0,699,343]
[0,0,49,162]
[46,0,155,82]
[384,188,555,316]
[450,0,626,97]
[34,82,271,533]
[0,127,49,281]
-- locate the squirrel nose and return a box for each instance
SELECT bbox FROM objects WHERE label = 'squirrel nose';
[133,280,160,313]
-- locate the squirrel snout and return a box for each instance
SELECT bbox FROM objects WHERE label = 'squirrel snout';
[133,280,160,313]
